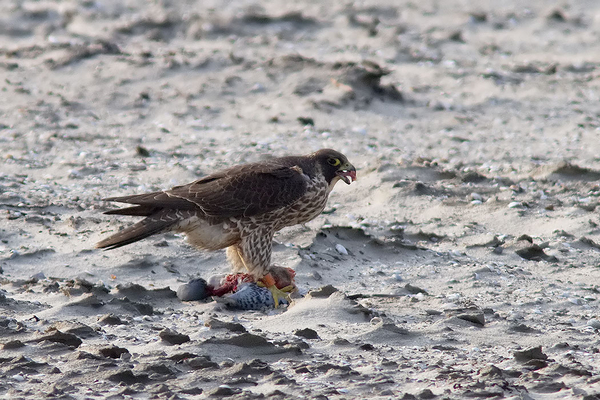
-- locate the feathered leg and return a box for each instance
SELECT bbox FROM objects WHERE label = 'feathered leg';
[235,229,291,307]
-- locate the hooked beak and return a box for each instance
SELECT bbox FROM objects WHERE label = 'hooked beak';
[336,164,357,185]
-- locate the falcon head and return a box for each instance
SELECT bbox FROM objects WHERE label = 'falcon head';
[313,149,357,185]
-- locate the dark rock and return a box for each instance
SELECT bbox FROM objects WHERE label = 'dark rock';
[418,388,436,399]
[205,333,269,348]
[307,285,339,298]
[204,317,246,333]
[169,352,199,362]
[461,172,487,183]
[478,365,506,379]
[66,294,104,308]
[177,278,209,301]
[54,322,98,339]
[76,351,103,360]
[107,369,150,384]
[529,380,567,393]
[98,314,125,325]
[3,340,25,349]
[457,311,485,326]
[332,338,351,345]
[294,366,310,374]
[381,323,409,335]
[107,297,154,315]
[136,145,150,157]
[159,329,190,345]
[509,323,539,333]
[99,346,129,359]
[206,385,241,397]
[405,284,428,295]
[180,387,203,395]
[34,330,82,348]
[516,244,558,262]
[514,346,548,362]
[143,363,176,376]
[314,363,352,372]
[523,359,548,370]
[230,359,272,376]
[517,234,534,243]
[294,328,319,339]
[184,356,219,370]
[115,283,148,295]
[297,117,314,126]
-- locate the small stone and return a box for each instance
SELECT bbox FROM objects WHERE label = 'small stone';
[100,346,129,359]
[177,278,209,301]
[294,328,320,339]
[204,317,246,333]
[107,369,150,384]
[457,311,485,326]
[206,386,241,397]
[508,201,522,208]
[509,323,539,333]
[35,330,82,348]
[307,285,339,298]
[297,117,315,126]
[29,272,46,281]
[185,356,219,370]
[514,346,548,362]
[136,146,150,157]
[3,340,25,349]
[230,359,272,376]
[587,319,600,329]
[332,338,351,346]
[418,388,436,399]
[405,284,428,294]
[206,333,269,348]
[159,329,190,345]
[479,365,504,378]
[516,244,558,262]
[335,243,348,255]
[98,314,125,325]
[470,192,483,201]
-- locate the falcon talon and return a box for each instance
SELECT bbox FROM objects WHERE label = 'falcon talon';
[96,149,355,307]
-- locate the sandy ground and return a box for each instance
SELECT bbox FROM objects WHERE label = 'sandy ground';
[2,0,600,399]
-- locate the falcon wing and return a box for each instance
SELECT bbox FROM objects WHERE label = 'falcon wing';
[103,164,309,219]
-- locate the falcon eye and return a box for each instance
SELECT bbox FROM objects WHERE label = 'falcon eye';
[328,158,341,166]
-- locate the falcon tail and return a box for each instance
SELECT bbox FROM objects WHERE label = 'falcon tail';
[97,204,178,250]
[96,217,176,250]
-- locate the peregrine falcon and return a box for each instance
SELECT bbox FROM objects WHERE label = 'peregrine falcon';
[96,148,356,306]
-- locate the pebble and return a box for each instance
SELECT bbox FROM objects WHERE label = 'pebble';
[177,278,209,301]
[159,328,190,345]
[335,243,348,255]
[513,346,548,362]
[470,192,483,201]
[205,317,246,333]
[587,319,600,329]
[294,328,319,339]
[508,201,522,208]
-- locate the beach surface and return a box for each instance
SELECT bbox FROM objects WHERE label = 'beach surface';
[2,0,600,398]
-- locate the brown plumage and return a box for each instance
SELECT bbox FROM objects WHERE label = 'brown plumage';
[96,149,356,303]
